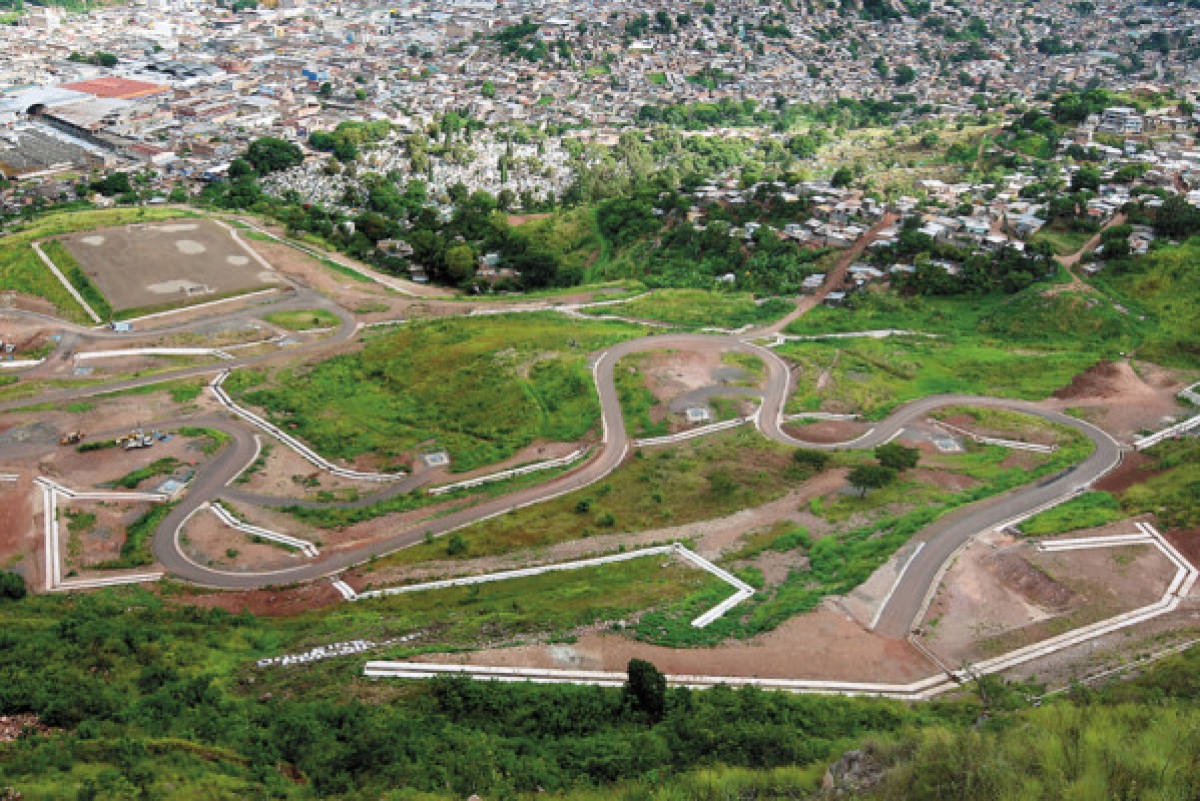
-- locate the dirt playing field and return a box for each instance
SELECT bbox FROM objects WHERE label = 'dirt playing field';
[57,218,284,312]
[919,521,1176,665]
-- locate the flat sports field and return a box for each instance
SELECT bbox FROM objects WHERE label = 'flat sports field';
[58,218,282,312]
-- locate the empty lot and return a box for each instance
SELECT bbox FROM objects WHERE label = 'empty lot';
[57,218,283,312]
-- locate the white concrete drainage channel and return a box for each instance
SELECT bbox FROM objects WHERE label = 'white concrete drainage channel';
[929,419,1058,454]
[426,447,589,496]
[338,543,754,630]
[363,524,1196,699]
[210,370,405,482]
[207,501,319,558]
[34,476,166,592]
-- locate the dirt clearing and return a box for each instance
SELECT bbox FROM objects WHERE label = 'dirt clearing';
[58,218,284,312]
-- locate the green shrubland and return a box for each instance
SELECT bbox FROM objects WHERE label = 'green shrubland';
[233,313,644,472]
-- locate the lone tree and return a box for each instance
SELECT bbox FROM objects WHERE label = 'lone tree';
[625,658,667,721]
[848,465,896,497]
[875,442,919,472]
[243,137,303,176]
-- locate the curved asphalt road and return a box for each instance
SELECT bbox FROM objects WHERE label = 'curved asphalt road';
[2,318,1123,637]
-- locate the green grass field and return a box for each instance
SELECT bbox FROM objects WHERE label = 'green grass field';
[779,335,1099,418]
[1019,491,1126,536]
[1122,438,1200,529]
[582,289,794,329]
[1032,225,1094,257]
[231,313,645,472]
[262,309,341,330]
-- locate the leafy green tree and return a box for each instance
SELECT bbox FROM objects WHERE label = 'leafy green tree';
[793,449,832,474]
[875,442,920,472]
[625,659,667,721]
[243,137,303,175]
[848,464,896,496]
[91,172,132,196]
[318,81,333,98]
[481,80,496,98]
[1153,194,1200,239]
[444,244,477,285]
[227,158,254,180]
[830,166,853,188]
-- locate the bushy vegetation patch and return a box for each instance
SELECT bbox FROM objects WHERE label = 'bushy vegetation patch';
[93,503,175,568]
[234,314,644,472]
[1122,438,1200,529]
[1019,491,1125,536]
[781,336,1097,419]
[583,289,794,329]
[262,309,341,330]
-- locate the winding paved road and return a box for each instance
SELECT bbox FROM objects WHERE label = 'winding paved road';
[44,332,1118,642]
[0,245,1125,636]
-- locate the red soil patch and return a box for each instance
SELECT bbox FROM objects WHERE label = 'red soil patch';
[1053,360,1130,400]
[1162,528,1200,569]
[177,582,341,616]
[0,480,32,567]
[506,213,552,226]
[910,468,980,492]
[1093,451,1160,494]
[420,603,936,683]
[986,551,1075,609]
[783,419,869,443]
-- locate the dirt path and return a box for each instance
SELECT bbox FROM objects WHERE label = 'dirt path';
[755,212,900,336]
[1056,213,1127,277]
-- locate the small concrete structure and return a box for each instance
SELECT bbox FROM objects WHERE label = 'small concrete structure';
[423,450,450,467]
[685,406,713,424]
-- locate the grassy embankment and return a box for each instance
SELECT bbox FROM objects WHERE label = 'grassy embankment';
[580,288,795,329]
[780,288,1146,418]
[8,558,1200,798]
[262,309,341,330]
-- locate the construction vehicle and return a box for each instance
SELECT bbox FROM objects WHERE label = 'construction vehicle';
[59,431,84,446]
[117,430,155,450]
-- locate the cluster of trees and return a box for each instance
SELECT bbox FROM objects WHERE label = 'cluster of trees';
[1152,193,1200,239]
[593,188,828,294]
[1051,88,1116,124]
[308,119,392,163]
[0,589,936,796]
[67,50,117,67]
[849,443,920,496]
